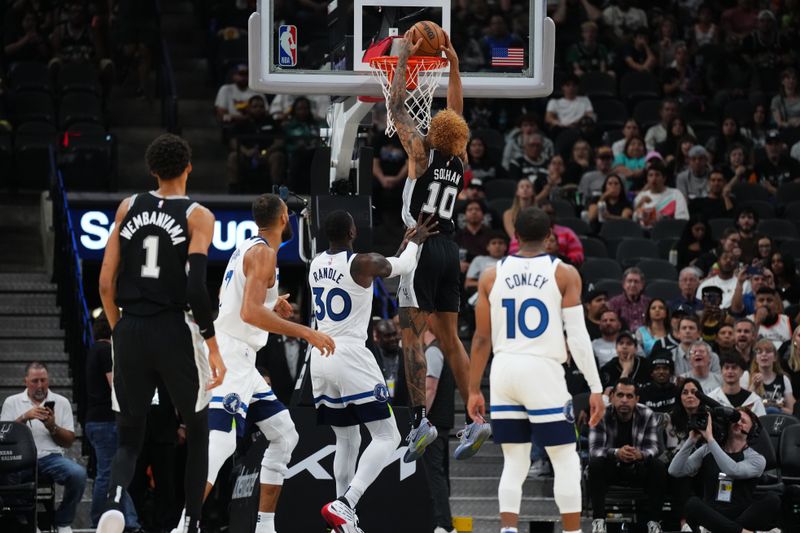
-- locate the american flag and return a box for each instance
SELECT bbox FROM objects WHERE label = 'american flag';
[491,47,524,67]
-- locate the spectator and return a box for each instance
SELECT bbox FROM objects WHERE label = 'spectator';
[705,117,751,162]
[675,220,715,272]
[578,146,615,204]
[455,200,492,262]
[720,0,759,42]
[564,139,593,185]
[672,316,721,376]
[692,4,719,48]
[599,331,652,391]
[226,95,286,192]
[770,252,800,305]
[656,304,693,352]
[720,143,755,184]
[698,286,736,343]
[714,324,736,354]
[115,0,158,99]
[544,74,595,131]
[772,67,800,130]
[733,207,759,265]
[602,2,648,44]
[550,0,603,48]
[731,265,774,317]
[3,8,51,64]
[1,362,86,533]
[269,93,330,123]
[619,28,657,74]
[214,64,266,123]
[588,378,666,533]
[655,16,679,70]
[49,1,113,92]
[612,119,642,157]
[371,319,407,404]
[587,173,633,230]
[608,267,651,331]
[533,155,567,204]
[372,128,408,214]
[681,340,723,392]
[584,286,609,339]
[753,129,800,195]
[665,378,703,461]
[707,353,766,416]
[613,137,647,191]
[669,406,780,533]
[740,10,794,92]
[466,136,505,183]
[84,313,140,529]
[593,308,623,366]
[694,228,742,278]
[689,169,735,220]
[676,145,712,200]
[464,231,507,293]
[480,15,525,68]
[283,96,323,192]
[754,235,774,265]
[508,134,549,184]
[747,339,795,415]
[538,199,584,266]
[502,178,534,244]
[669,270,702,314]
[636,299,670,357]
[633,163,690,229]
[654,117,688,161]
[732,318,758,367]
[666,134,698,177]
[779,325,800,410]
[645,100,693,152]
[749,287,793,349]
[744,103,770,149]
[661,41,701,106]
[565,21,610,77]
[454,181,502,231]
[697,252,738,309]
[421,329,456,533]
[637,350,678,414]
[502,114,555,170]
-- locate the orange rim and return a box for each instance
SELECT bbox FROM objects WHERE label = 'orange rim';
[369,55,449,72]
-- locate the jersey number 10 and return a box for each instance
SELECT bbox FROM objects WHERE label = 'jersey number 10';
[501,298,549,339]
[421,182,458,219]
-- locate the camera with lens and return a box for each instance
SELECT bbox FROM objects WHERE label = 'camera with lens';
[273,185,308,214]
[687,392,743,442]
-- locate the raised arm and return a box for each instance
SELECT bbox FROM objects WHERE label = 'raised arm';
[389,35,429,178]
[441,34,463,116]
[98,197,132,329]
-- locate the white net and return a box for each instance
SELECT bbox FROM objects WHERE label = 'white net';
[369,56,448,137]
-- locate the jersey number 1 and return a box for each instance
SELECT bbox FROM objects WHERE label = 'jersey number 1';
[421,182,458,219]
[501,298,549,339]
[141,235,161,279]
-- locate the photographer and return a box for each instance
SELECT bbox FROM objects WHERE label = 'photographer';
[668,407,781,533]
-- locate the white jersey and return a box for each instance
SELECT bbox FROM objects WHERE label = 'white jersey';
[215,236,279,350]
[308,250,372,343]
[489,254,566,362]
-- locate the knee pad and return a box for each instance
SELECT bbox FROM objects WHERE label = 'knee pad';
[256,411,299,486]
[546,443,582,514]
[498,443,532,515]
[207,429,237,486]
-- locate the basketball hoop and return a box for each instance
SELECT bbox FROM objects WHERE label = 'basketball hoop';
[369,55,447,137]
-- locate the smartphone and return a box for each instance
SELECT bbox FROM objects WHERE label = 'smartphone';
[745,265,763,276]
[44,401,55,411]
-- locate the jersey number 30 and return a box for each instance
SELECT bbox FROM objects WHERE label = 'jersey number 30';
[501,298,549,339]
[421,182,458,219]
[312,287,352,321]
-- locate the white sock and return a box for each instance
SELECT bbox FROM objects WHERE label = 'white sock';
[565,530,581,533]
[343,485,363,508]
[255,511,275,533]
[500,528,518,533]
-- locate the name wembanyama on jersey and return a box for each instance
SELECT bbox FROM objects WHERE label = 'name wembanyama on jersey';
[402,149,464,234]
[116,192,198,316]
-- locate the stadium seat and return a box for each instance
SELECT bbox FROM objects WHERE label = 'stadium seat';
[599,219,644,241]
[0,130,11,187]
[632,99,663,131]
[709,218,735,240]
[552,198,576,219]
[619,71,660,104]
[732,183,772,203]
[483,178,517,200]
[650,218,687,241]
[554,128,582,158]
[778,183,800,206]
[13,122,58,189]
[9,91,55,125]
[637,259,678,281]
[657,238,678,261]
[215,36,248,82]
[760,414,800,460]
[723,99,755,127]
[580,258,622,284]
[0,422,40,530]
[580,71,617,100]
[739,200,775,220]
[56,62,100,94]
[593,99,628,131]
[558,217,590,236]
[60,132,115,191]
[644,279,680,301]
[8,62,51,93]
[487,197,512,216]
[758,218,799,241]
[692,127,717,146]
[594,278,623,297]
[472,128,505,155]
[784,202,800,222]
[780,239,800,258]
[616,238,659,267]
[58,93,104,129]
[780,424,800,483]
[580,236,608,258]
[602,128,623,147]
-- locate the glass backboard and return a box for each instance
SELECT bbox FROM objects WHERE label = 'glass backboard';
[249,0,554,98]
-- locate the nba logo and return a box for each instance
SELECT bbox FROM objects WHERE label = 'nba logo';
[278,25,297,67]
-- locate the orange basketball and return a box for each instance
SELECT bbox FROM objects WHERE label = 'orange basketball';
[410,20,446,56]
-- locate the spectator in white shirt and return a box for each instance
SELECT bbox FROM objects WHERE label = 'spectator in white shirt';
[696,252,739,309]
[633,162,689,228]
[1,362,86,533]
[545,74,595,131]
[593,309,623,367]
[707,353,766,416]
[612,119,641,157]
[681,341,723,392]
[748,287,793,349]
[644,99,695,151]
[214,64,266,123]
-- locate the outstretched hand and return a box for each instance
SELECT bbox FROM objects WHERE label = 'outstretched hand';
[399,31,423,58]
[439,32,459,66]
[410,213,439,245]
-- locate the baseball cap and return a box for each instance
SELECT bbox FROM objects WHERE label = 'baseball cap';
[235,63,249,73]
[650,348,674,371]
[596,146,613,158]
[468,177,484,189]
[645,150,664,163]
[616,331,638,345]
[671,303,694,317]
[758,9,776,21]
[701,285,723,297]
[584,286,608,302]
[766,129,782,143]
[688,145,709,158]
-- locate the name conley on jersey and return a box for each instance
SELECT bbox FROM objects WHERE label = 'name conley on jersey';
[504,273,549,290]
[433,168,461,184]
[312,267,343,284]
[119,210,186,245]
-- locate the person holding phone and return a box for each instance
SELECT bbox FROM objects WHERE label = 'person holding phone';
[1,361,86,533]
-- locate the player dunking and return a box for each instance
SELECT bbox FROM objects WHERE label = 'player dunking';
[97,134,226,533]
[467,207,605,533]
[389,32,491,462]
[176,194,335,533]
[310,210,437,532]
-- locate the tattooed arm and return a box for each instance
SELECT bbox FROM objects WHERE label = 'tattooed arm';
[389,36,429,179]
[399,307,431,409]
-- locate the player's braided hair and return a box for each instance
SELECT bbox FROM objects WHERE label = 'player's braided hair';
[427,109,469,157]
[145,133,191,180]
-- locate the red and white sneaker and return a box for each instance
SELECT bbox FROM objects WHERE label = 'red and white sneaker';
[321,498,365,533]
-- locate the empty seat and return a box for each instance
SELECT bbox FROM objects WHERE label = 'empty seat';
[739,200,775,220]
[8,62,51,93]
[758,218,799,241]
[60,132,114,191]
[594,278,623,297]
[593,99,628,131]
[472,128,505,155]
[760,413,800,459]
[637,258,678,281]
[0,131,12,187]
[632,99,663,130]
[554,128,582,157]
[778,183,800,206]
[580,71,617,99]
[650,218,687,241]
[56,62,100,94]
[783,202,800,221]
[732,183,773,203]
[9,91,55,125]
[620,71,660,103]
[581,257,623,284]
[723,99,755,127]
[487,197,512,216]
[644,279,680,301]
[59,93,103,129]
[483,178,517,200]
[616,238,659,267]
[779,424,800,481]
[558,217,591,236]
[599,219,644,241]
[709,218,735,240]
[580,236,608,258]
[552,198,576,219]
[780,239,800,258]
[657,238,678,261]
[13,121,58,189]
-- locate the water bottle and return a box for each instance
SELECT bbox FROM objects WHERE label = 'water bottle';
[669,248,678,266]
[597,201,607,223]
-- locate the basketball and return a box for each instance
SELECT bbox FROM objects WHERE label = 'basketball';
[410,20,446,56]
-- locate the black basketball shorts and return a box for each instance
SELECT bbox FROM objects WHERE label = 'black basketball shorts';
[111,310,210,418]
[398,234,461,313]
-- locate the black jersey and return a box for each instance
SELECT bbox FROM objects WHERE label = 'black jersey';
[116,192,198,316]
[402,149,464,234]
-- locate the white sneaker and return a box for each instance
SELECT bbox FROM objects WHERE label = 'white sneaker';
[433,528,456,533]
[528,458,552,477]
[170,508,186,533]
[756,529,781,533]
[647,521,662,533]
[680,523,692,532]
[96,510,125,533]
[592,518,607,533]
[56,528,73,533]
